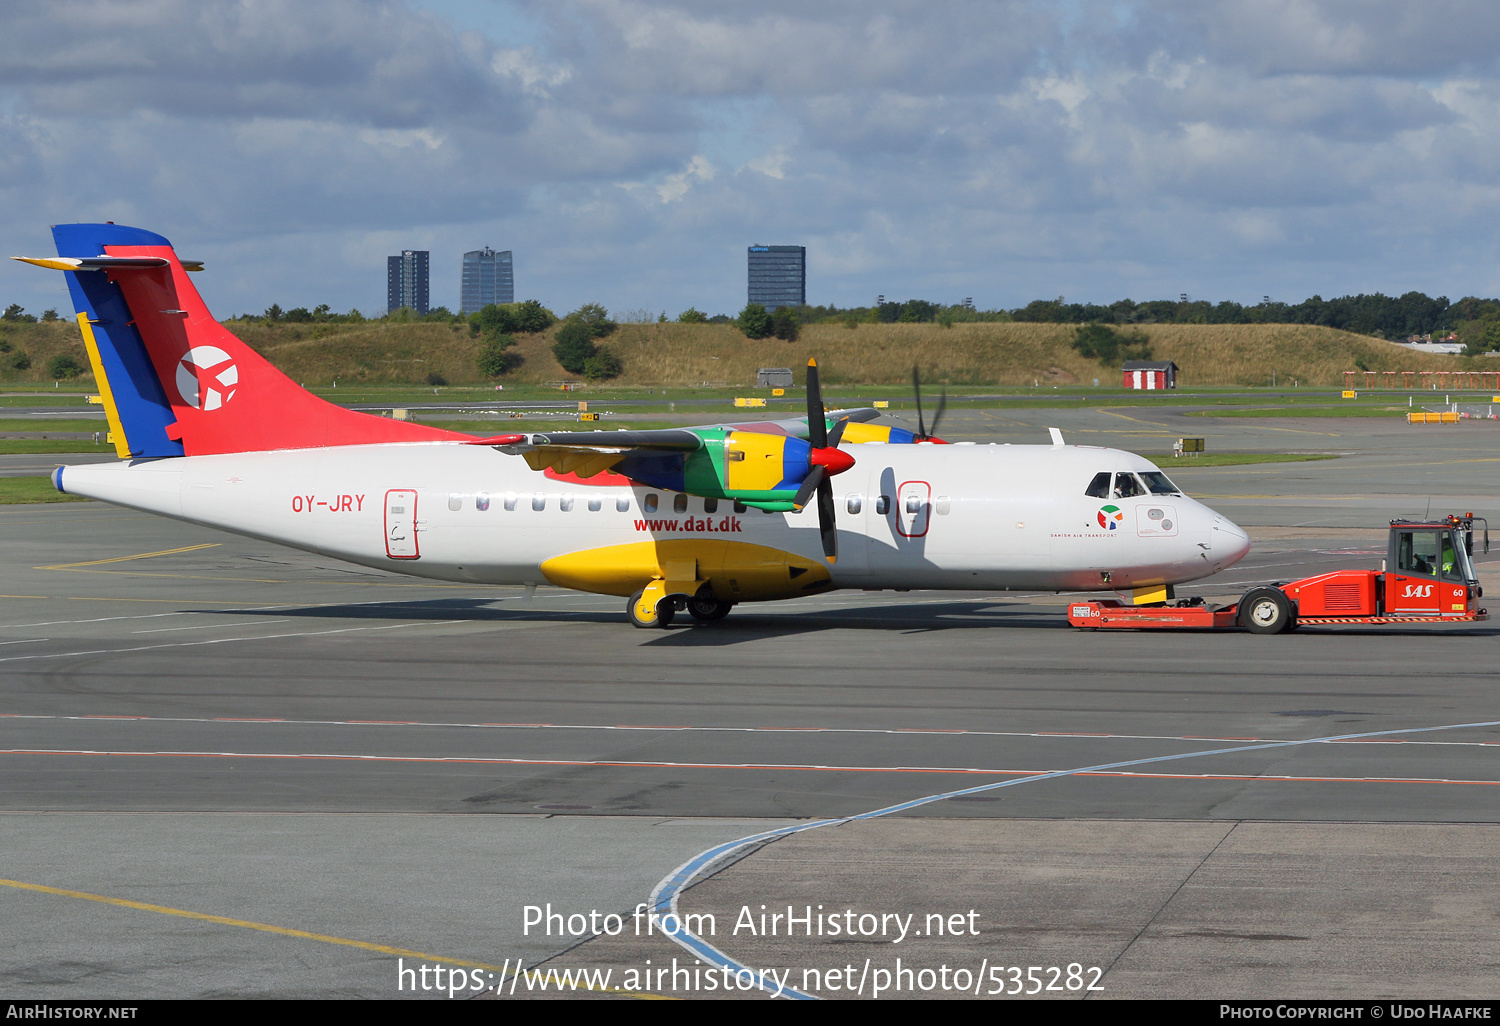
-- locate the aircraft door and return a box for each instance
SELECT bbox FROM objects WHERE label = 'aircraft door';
[897,480,931,538]
[385,488,419,559]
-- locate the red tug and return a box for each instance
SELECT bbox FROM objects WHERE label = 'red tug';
[1067,514,1489,633]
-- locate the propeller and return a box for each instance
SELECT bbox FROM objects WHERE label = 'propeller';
[803,358,854,561]
[911,366,949,443]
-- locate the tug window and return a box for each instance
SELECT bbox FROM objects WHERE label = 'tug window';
[1113,473,1147,498]
[1085,472,1111,499]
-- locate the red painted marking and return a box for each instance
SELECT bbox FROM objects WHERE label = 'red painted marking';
[212,718,287,722]
[81,715,148,720]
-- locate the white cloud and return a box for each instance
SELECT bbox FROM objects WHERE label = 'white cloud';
[7,0,1500,318]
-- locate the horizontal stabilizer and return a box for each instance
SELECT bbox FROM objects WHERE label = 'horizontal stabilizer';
[13,255,203,272]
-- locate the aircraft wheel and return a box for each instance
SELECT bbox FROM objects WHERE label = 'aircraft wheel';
[1239,587,1293,634]
[686,593,733,622]
[628,590,675,629]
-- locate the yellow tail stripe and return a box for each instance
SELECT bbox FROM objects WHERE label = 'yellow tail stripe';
[76,312,132,459]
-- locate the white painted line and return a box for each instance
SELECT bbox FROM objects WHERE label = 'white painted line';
[646,716,1500,1000]
[132,619,291,634]
[0,621,465,663]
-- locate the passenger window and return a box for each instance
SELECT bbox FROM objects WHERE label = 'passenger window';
[1114,473,1146,498]
[704,497,718,514]
[588,497,602,512]
[1085,472,1111,499]
[447,494,462,511]
[531,494,546,511]
[733,500,747,514]
[644,494,658,513]
[503,492,518,512]
[673,493,688,514]
[876,495,890,515]
[935,496,951,515]
[475,493,490,512]
[616,495,630,512]
[846,494,863,515]
[560,494,574,512]
[905,495,922,514]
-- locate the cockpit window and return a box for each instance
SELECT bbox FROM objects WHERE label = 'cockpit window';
[1139,471,1181,496]
[1085,472,1111,498]
[1113,473,1147,498]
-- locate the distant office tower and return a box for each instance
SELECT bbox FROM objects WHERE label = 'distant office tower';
[461,247,514,312]
[747,245,806,311]
[387,250,430,315]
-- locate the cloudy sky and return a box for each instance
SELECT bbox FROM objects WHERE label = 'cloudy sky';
[3,1,1500,319]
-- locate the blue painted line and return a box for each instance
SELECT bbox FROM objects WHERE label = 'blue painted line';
[648,716,1500,999]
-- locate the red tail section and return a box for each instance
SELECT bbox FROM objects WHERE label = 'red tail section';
[103,244,468,456]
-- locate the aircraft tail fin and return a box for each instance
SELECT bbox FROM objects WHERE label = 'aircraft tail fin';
[18,223,466,457]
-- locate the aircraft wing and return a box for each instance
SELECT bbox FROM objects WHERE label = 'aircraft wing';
[685,407,882,439]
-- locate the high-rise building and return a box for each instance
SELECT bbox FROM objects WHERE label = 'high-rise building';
[747,245,805,311]
[461,248,513,312]
[387,250,429,315]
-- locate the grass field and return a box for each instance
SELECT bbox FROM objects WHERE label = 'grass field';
[3,316,1489,390]
[0,476,89,503]
[0,440,109,454]
[1141,453,1341,467]
[1186,405,1415,418]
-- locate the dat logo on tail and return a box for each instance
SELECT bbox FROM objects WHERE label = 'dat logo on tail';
[176,346,238,411]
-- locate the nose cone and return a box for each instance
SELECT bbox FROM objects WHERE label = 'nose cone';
[1213,515,1251,568]
[810,445,855,477]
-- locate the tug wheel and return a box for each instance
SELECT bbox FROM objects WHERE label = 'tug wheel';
[1239,587,1294,635]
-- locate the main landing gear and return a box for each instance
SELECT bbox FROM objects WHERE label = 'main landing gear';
[627,587,734,628]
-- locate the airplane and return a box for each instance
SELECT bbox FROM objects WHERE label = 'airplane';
[15,223,1252,627]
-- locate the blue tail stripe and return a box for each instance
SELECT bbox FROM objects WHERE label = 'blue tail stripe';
[53,225,182,459]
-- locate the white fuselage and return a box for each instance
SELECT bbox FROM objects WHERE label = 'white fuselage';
[56,441,1251,595]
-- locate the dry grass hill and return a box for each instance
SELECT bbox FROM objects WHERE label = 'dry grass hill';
[0,317,1480,390]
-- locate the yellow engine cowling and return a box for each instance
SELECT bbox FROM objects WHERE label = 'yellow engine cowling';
[540,539,832,602]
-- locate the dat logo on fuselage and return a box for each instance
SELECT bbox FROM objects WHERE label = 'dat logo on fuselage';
[176,345,239,411]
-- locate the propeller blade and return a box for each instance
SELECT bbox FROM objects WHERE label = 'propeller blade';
[911,365,926,439]
[792,465,824,511]
[806,358,827,450]
[926,388,948,441]
[816,476,838,561]
[826,416,850,448]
